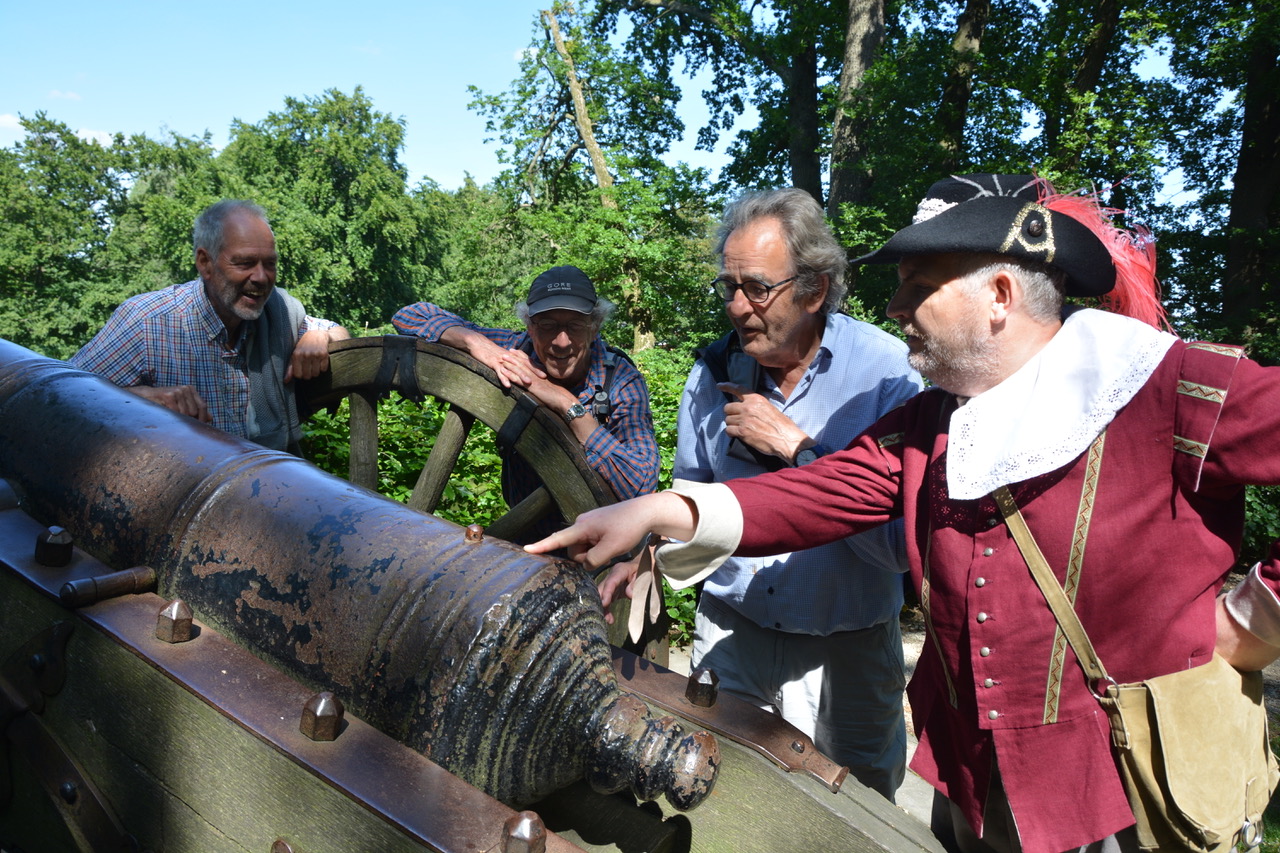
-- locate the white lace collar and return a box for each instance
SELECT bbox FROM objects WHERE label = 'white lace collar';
[946,308,1178,500]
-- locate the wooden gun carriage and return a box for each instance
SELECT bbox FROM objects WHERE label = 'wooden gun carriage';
[0,336,941,853]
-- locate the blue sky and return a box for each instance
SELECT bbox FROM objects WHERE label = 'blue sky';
[0,0,729,190]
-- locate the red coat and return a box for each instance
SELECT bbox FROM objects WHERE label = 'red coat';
[726,340,1280,853]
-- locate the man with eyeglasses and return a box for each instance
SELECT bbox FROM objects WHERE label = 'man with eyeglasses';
[601,188,922,800]
[391,266,660,541]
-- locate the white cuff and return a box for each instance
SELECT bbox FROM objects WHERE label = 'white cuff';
[655,482,742,590]
[1223,563,1280,647]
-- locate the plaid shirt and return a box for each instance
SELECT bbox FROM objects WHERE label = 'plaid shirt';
[392,302,660,521]
[69,280,333,441]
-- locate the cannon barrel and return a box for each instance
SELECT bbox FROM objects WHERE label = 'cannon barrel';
[0,338,718,811]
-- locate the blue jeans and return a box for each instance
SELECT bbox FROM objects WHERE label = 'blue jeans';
[692,593,907,800]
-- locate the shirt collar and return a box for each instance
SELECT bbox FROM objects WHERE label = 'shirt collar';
[945,308,1178,499]
[759,312,836,399]
[190,279,239,349]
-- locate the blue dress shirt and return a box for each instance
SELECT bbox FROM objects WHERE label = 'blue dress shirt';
[674,312,923,634]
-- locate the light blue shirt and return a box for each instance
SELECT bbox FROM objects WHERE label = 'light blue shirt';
[675,312,923,634]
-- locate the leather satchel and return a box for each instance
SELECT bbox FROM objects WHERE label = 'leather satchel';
[994,485,1278,852]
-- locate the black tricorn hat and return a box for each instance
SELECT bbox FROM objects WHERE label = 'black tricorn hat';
[856,174,1116,297]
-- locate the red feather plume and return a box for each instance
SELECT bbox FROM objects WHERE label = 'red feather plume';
[1036,179,1173,332]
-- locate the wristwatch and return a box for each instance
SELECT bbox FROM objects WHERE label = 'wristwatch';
[793,445,823,467]
[564,401,588,422]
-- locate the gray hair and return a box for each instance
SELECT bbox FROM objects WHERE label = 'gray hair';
[193,200,270,260]
[714,188,848,314]
[515,296,616,330]
[956,254,1066,324]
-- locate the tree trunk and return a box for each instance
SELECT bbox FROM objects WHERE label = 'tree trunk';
[828,0,886,220]
[937,0,990,174]
[1221,27,1280,341]
[545,9,617,210]
[1045,0,1122,168]
[788,42,824,204]
[546,8,659,347]
[628,263,657,352]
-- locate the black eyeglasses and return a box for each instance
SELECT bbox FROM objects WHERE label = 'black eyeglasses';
[711,275,798,304]
[532,318,591,337]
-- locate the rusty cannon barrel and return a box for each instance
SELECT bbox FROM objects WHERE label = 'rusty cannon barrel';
[0,338,718,811]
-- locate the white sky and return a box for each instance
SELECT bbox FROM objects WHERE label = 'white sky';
[0,0,731,190]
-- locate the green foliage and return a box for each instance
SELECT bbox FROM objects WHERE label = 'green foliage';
[0,114,133,356]
[633,346,695,490]
[467,6,725,350]
[632,346,703,645]
[221,88,432,330]
[1244,486,1280,574]
[303,393,508,529]
[469,4,683,206]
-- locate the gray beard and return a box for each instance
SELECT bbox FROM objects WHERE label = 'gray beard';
[908,333,999,394]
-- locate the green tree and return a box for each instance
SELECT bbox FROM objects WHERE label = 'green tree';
[1146,0,1280,358]
[0,114,132,357]
[409,177,560,329]
[219,87,432,330]
[469,5,723,350]
[593,0,850,204]
[97,131,221,300]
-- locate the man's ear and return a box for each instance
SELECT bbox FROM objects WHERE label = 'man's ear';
[989,270,1015,324]
[195,247,213,280]
[804,274,830,314]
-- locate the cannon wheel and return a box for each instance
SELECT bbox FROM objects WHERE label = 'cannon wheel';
[295,335,667,659]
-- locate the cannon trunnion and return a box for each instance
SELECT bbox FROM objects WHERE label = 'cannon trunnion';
[0,338,942,853]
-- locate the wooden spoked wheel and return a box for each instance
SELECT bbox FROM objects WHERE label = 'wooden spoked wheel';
[295,335,666,659]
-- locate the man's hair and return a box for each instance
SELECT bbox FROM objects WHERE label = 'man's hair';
[193,200,270,260]
[514,296,616,329]
[714,188,848,314]
[956,253,1066,323]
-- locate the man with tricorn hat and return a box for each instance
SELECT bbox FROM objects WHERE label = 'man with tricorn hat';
[393,265,659,541]
[529,175,1280,852]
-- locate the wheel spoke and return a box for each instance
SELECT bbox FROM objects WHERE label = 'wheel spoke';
[347,390,379,489]
[408,407,474,514]
[485,486,554,542]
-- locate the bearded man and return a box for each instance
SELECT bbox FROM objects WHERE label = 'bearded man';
[71,199,348,453]
[531,174,1280,853]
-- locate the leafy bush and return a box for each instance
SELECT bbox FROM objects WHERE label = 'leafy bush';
[304,392,507,528]
[1244,485,1280,575]
[633,347,700,645]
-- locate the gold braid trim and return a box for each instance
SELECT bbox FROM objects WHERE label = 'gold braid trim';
[878,432,905,448]
[1173,435,1209,459]
[1176,379,1227,404]
[1042,431,1105,724]
[1185,341,1243,358]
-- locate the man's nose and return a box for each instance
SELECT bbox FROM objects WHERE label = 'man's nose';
[724,287,754,318]
[552,329,573,347]
[886,287,907,320]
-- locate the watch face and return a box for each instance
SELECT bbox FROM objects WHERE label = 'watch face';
[566,402,587,420]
